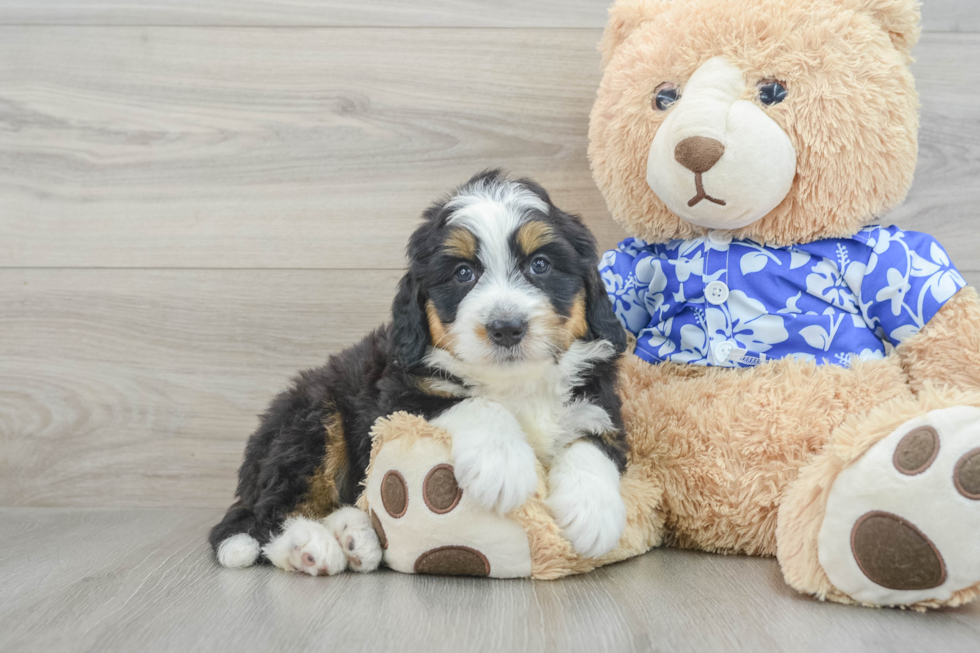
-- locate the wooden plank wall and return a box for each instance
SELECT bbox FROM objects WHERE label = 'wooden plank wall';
[1,1,978,508]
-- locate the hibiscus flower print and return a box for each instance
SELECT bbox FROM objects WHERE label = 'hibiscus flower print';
[726,290,789,353]
[876,267,913,318]
[600,250,650,334]
[601,226,964,368]
[804,245,861,313]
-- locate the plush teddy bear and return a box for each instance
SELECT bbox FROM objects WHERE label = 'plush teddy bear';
[363,0,980,609]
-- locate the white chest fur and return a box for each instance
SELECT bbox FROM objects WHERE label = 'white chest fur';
[426,340,617,466]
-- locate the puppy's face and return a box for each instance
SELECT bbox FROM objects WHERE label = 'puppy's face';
[392,171,626,373]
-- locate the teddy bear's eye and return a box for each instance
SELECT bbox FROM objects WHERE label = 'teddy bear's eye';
[758,80,788,106]
[652,82,680,111]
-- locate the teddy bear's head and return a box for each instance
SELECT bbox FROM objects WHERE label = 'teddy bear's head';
[589,0,920,246]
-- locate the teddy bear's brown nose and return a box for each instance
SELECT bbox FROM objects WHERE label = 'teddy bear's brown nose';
[674,136,725,173]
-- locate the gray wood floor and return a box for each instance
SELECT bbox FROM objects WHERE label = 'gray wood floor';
[2,508,980,653]
[2,1,980,651]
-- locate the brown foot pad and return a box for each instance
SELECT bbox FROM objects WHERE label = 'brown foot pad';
[381,470,408,518]
[423,464,463,514]
[893,426,939,475]
[851,511,946,590]
[954,448,980,500]
[414,546,490,576]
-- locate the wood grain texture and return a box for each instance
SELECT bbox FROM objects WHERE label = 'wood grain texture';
[1,29,978,271]
[0,269,399,507]
[0,0,973,31]
[0,27,620,269]
[919,0,980,33]
[0,508,978,653]
[0,0,611,27]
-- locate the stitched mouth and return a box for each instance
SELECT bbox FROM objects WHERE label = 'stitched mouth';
[687,172,726,207]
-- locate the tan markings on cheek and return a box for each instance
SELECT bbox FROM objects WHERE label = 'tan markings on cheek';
[443,228,477,260]
[426,300,457,353]
[474,323,490,346]
[563,291,588,347]
[526,304,560,351]
[415,376,457,398]
[516,221,555,256]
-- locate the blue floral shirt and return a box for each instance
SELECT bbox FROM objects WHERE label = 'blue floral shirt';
[600,226,966,368]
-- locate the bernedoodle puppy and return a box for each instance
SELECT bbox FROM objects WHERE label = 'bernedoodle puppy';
[210,170,629,575]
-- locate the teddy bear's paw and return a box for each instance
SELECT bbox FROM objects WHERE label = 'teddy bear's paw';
[818,406,980,606]
[546,440,626,558]
[263,517,347,577]
[323,507,383,573]
[452,435,538,515]
[366,436,533,578]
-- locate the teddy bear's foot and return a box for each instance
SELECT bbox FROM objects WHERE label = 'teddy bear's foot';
[365,434,533,578]
[818,406,980,606]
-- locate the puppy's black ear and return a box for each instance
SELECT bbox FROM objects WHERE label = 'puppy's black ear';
[584,264,627,354]
[543,200,627,355]
[390,271,430,370]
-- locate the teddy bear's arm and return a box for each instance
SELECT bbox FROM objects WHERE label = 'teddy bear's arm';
[896,286,980,392]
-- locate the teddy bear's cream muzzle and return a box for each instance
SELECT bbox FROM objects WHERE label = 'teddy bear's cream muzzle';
[646,56,797,231]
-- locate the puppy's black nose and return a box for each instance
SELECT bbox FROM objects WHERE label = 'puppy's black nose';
[487,319,527,348]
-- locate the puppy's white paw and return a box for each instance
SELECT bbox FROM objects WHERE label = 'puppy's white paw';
[216,533,261,568]
[453,435,538,514]
[323,507,383,573]
[433,398,539,514]
[263,517,347,576]
[546,441,626,559]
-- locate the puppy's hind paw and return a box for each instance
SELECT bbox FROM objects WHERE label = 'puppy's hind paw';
[263,517,347,576]
[324,507,383,573]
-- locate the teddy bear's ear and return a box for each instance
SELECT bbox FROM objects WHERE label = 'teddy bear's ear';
[599,0,672,68]
[843,0,921,57]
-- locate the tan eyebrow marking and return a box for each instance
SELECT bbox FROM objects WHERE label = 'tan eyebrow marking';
[516,221,555,255]
[443,228,477,260]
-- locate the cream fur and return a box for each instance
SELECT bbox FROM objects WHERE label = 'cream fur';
[590,0,920,247]
[646,57,797,229]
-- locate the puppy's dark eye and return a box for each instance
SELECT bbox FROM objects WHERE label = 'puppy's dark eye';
[529,256,551,275]
[758,80,787,106]
[454,265,475,284]
[652,82,680,111]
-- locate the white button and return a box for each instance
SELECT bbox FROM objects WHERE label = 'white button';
[705,280,730,305]
[713,341,735,364]
[708,231,732,245]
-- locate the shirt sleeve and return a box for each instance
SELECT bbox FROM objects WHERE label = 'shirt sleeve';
[599,239,680,337]
[851,226,967,346]
[600,239,651,336]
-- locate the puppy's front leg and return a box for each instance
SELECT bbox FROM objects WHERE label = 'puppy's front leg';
[431,397,538,514]
[546,440,626,558]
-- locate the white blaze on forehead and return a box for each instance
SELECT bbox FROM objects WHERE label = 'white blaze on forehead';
[440,179,554,367]
[445,181,548,275]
